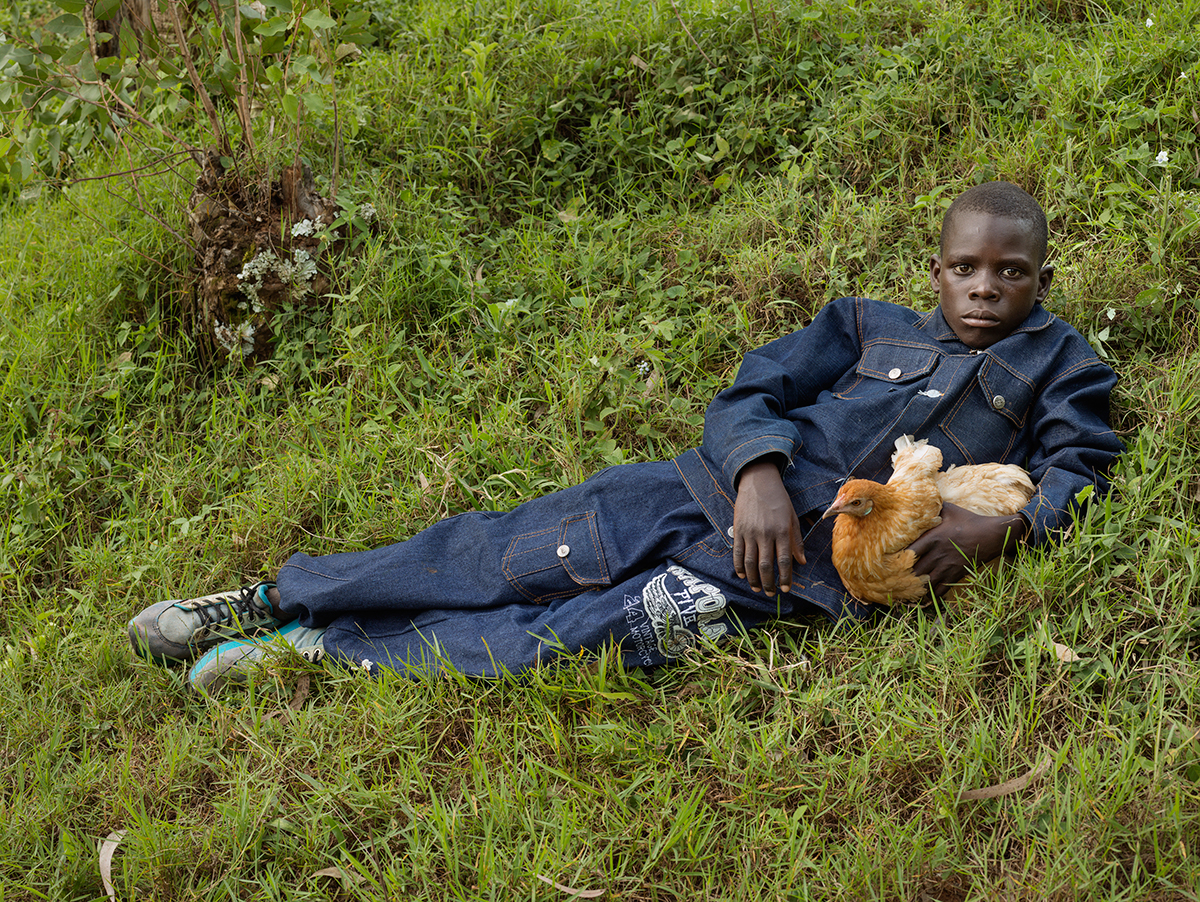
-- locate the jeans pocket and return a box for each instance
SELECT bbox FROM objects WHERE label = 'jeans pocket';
[502,511,612,603]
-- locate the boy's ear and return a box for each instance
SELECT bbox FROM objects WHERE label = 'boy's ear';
[1037,263,1054,302]
[929,254,943,292]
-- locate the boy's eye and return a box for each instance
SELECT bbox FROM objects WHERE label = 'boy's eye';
[1001,267,1024,278]
[952,264,972,275]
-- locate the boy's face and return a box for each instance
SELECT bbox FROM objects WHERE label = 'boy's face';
[930,210,1053,349]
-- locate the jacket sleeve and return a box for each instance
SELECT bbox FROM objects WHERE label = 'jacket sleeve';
[699,297,864,490]
[1020,356,1123,546]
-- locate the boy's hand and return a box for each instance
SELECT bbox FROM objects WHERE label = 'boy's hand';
[907,502,1028,597]
[732,459,806,595]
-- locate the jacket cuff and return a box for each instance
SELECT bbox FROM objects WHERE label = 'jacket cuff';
[1019,468,1097,547]
[724,435,798,489]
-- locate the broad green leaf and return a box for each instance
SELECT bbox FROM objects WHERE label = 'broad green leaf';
[301,10,337,31]
[46,14,85,38]
[238,2,267,21]
[265,64,284,84]
[76,50,98,81]
[93,0,121,18]
[6,45,35,68]
[46,128,62,168]
[281,92,299,121]
[254,16,291,37]
[59,38,88,67]
[93,54,121,75]
[54,0,86,13]
[301,93,328,113]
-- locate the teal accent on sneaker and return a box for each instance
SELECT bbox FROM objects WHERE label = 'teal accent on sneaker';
[128,582,281,665]
[188,620,326,694]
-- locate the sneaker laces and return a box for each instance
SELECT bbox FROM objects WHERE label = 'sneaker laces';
[185,585,273,637]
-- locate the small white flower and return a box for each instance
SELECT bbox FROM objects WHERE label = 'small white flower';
[360,657,373,672]
[359,202,376,223]
[1180,72,1189,80]
[1146,16,1153,26]
[636,360,651,377]
[1156,150,1170,165]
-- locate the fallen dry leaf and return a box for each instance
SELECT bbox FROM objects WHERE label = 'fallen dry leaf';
[312,865,365,886]
[1052,641,1080,663]
[289,673,311,711]
[264,674,311,724]
[99,829,127,902]
[536,874,605,898]
[958,754,1054,802]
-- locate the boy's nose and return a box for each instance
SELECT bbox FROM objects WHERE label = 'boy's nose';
[969,272,1000,299]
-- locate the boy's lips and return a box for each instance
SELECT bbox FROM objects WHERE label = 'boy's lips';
[961,310,1001,327]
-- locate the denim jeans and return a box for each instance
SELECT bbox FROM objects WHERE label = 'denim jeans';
[275,461,786,677]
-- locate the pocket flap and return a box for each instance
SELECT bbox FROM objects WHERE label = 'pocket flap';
[557,512,610,586]
[977,358,1034,427]
[856,342,939,384]
[502,511,611,603]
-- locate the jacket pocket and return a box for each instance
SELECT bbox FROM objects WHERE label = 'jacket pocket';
[942,357,1034,456]
[832,341,939,398]
[502,511,611,603]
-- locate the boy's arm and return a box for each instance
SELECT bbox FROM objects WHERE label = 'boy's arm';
[1020,357,1123,544]
[701,299,863,490]
[910,350,1121,596]
[732,457,806,594]
[702,300,863,596]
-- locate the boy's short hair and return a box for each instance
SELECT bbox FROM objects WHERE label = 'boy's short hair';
[940,181,1049,264]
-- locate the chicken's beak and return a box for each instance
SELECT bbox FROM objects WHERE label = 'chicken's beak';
[821,500,843,520]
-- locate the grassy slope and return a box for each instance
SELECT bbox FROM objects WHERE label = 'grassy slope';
[1,0,1200,898]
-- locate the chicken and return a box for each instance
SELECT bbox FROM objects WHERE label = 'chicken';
[821,435,1034,604]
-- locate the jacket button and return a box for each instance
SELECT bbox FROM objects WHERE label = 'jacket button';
[888,367,902,379]
[992,395,1006,410]
[727,526,735,537]
[556,544,570,558]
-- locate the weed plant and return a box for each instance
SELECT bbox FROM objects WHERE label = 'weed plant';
[2,0,1200,899]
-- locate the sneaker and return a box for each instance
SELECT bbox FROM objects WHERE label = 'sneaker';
[188,620,326,694]
[128,582,281,665]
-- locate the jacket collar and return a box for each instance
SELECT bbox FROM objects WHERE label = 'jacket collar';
[916,304,1056,352]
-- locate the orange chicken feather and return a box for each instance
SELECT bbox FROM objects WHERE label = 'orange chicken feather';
[822,436,1034,604]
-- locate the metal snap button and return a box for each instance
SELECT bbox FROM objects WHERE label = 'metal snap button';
[727,526,735,537]
[888,367,902,379]
[992,395,1006,410]
[556,544,570,558]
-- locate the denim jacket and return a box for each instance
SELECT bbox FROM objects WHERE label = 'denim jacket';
[673,296,1122,621]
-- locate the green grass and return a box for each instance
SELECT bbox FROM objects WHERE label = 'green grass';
[2,0,1200,898]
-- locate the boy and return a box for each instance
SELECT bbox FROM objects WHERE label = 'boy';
[129,182,1123,690]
